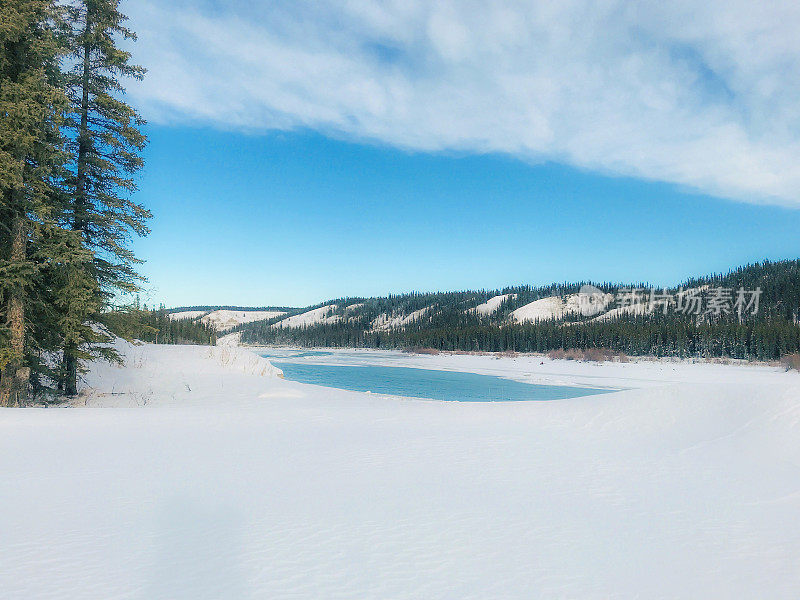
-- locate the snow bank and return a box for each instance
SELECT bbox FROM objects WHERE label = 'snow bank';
[69,336,284,408]
[206,345,283,378]
[216,331,241,346]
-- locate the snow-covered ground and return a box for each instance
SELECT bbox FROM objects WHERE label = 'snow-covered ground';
[2,341,800,598]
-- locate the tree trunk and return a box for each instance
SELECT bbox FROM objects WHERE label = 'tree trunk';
[0,215,29,407]
[62,345,78,396]
[74,30,90,234]
[61,24,93,396]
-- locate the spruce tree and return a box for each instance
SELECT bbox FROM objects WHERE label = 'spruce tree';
[59,0,150,395]
[0,0,71,406]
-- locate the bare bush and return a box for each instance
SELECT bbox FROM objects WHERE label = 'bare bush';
[548,347,629,363]
[583,347,610,362]
[781,353,800,371]
[402,347,440,355]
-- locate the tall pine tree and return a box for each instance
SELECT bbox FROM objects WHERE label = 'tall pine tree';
[59,0,150,395]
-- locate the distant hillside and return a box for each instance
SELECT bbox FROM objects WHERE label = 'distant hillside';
[166,306,297,333]
[231,260,800,359]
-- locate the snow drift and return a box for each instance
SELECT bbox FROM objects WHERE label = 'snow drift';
[1,342,799,598]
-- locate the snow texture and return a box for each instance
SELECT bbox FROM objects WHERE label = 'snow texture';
[1,341,799,598]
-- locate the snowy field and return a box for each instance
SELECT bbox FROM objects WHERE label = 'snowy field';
[1,341,800,598]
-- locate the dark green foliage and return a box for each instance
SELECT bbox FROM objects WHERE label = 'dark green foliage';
[0,0,76,405]
[57,0,151,395]
[101,308,216,346]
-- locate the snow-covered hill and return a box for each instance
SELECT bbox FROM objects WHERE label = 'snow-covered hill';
[509,292,612,323]
[167,309,208,321]
[202,309,285,331]
[272,305,341,329]
[372,306,432,330]
[470,293,517,315]
[168,308,287,332]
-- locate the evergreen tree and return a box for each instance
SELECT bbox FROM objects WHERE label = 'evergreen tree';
[0,0,72,406]
[59,0,150,395]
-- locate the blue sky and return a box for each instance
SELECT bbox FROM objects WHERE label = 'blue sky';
[119,1,800,308]
[135,126,800,307]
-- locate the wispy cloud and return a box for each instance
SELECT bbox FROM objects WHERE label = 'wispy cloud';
[124,0,800,205]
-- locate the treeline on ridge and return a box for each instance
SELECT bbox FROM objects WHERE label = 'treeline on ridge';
[237,260,800,361]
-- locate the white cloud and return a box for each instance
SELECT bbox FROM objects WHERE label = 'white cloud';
[123,0,800,205]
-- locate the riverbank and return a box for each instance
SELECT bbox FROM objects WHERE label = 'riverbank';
[251,344,792,392]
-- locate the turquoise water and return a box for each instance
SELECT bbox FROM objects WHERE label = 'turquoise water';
[259,350,333,359]
[272,361,611,402]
